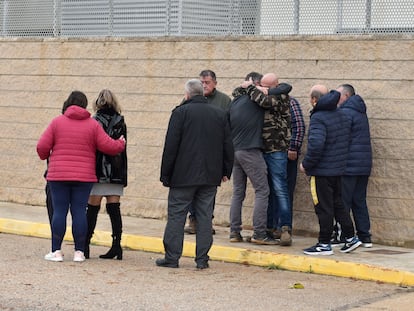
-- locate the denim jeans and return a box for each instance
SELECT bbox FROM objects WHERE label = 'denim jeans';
[48,181,93,252]
[263,151,291,229]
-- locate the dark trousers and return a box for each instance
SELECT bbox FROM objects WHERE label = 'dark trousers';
[287,158,298,213]
[163,185,216,265]
[311,176,355,244]
[342,175,371,239]
[45,182,53,227]
[48,181,93,252]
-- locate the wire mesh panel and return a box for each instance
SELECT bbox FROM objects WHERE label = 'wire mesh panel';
[0,0,57,37]
[112,0,169,36]
[0,0,413,37]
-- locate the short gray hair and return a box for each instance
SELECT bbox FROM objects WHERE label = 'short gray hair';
[185,79,204,98]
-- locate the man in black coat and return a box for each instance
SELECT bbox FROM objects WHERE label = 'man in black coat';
[156,79,234,269]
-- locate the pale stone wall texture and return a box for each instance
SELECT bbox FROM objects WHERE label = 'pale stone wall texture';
[0,35,413,247]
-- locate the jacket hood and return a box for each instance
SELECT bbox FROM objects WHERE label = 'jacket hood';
[64,105,91,120]
[341,94,367,114]
[314,90,340,112]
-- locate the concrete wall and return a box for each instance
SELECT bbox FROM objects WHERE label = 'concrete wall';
[0,35,413,247]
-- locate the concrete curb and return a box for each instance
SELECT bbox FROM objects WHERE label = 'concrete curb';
[1,217,414,286]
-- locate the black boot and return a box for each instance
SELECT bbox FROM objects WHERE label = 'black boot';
[85,204,100,259]
[100,203,123,260]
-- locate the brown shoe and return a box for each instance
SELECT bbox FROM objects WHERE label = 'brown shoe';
[280,226,292,246]
[229,231,243,242]
[184,217,196,234]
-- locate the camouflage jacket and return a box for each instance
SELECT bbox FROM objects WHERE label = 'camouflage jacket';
[244,84,291,153]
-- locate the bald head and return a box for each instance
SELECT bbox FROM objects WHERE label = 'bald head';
[260,73,279,88]
[310,84,328,107]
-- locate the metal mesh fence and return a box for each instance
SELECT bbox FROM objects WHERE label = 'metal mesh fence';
[0,0,413,37]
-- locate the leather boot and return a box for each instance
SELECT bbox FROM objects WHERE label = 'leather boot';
[100,203,123,260]
[85,204,100,259]
[280,225,292,246]
[184,215,196,234]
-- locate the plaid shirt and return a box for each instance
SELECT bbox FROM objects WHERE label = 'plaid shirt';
[289,97,305,154]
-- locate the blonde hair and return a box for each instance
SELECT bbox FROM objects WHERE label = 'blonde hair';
[93,89,121,113]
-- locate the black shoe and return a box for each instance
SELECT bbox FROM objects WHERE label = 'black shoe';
[155,258,179,268]
[330,237,345,247]
[229,231,243,242]
[99,245,123,260]
[251,233,279,245]
[196,262,209,269]
[360,237,373,248]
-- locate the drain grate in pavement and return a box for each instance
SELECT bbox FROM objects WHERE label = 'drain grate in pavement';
[365,249,410,255]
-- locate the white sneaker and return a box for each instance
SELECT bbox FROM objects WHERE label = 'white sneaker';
[45,250,63,262]
[73,250,85,262]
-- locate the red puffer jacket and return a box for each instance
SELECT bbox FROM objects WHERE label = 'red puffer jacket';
[37,105,125,182]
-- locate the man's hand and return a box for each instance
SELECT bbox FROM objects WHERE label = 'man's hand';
[241,78,253,88]
[288,150,298,161]
[299,163,306,174]
[256,86,268,95]
[222,176,229,182]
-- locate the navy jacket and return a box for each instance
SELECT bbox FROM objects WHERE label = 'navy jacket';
[340,95,372,176]
[160,95,234,187]
[302,90,351,176]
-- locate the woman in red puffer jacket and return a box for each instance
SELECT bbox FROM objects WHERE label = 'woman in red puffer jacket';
[37,90,125,263]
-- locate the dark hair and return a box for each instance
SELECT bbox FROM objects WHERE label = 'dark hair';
[338,84,355,97]
[199,69,217,81]
[62,91,88,113]
[245,72,263,84]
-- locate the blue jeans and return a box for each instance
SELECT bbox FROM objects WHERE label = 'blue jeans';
[263,151,291,230]
[48,181,93,252]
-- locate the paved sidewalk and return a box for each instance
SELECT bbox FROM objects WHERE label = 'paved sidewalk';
[1,201,414,286]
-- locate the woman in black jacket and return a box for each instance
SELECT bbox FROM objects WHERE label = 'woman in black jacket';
[85,89,127,260]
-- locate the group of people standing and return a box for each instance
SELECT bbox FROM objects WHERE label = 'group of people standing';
[37,89,127,262]
[156,69,372,269]
[37,69,372,267]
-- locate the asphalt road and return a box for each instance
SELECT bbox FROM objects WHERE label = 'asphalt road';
[0,233,412,311]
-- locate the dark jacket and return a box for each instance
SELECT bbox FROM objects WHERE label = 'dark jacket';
[340,95,372,176]
[94,108,128,186]
[302,90,351,176]
[229,87,264,151]
[160,95,234,187]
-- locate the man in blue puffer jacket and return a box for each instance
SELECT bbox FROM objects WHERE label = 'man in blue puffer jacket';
[300,85,361,255]
[337,84,373,248]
